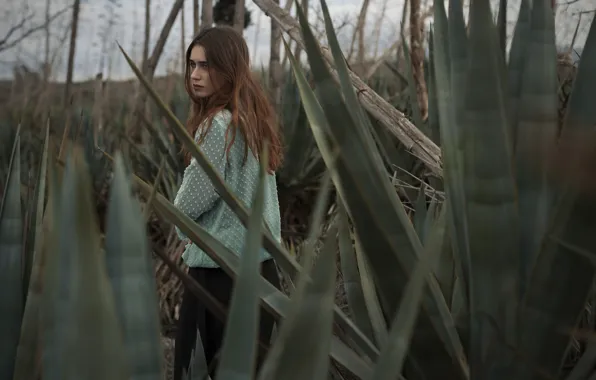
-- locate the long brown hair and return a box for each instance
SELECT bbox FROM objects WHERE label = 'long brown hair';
[183,26,283,174]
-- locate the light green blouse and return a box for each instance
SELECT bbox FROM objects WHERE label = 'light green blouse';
[173,109,281,268]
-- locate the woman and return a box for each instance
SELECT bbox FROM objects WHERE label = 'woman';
[172,26,283,379]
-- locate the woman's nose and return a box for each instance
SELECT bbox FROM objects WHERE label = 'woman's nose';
[191,68,201,80]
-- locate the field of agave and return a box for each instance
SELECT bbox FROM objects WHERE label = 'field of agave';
[1,0,595,378]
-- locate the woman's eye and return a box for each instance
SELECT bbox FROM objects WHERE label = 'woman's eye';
[189,62,196,69]
[200,62,209,68]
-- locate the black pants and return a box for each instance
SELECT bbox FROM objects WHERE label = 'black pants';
[173,259,281,379]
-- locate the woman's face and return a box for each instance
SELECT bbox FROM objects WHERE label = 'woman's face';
[189,45,216,98]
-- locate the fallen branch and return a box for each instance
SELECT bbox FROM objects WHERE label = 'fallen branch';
[252,0,443,178]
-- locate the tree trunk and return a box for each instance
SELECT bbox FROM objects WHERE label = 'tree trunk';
[181,3,186,72]
[145,0,185,79]
[347,0,370,69]
[201,0,213,30]
[143,0,151,67]
[279,0,294,70]
[292,0,308,62]
[269,0,283,110]
[409,0,428,120]
[233,0,245,34]
[43,0,52,84]
[130,0,186,140]
[193,0,200,35]
[371,0,389,58]
[63,0,80,108]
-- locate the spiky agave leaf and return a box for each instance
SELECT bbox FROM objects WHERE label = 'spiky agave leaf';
[119,161,373,379]
[371,204,449,380]
[459,0,520,375]
[104,152,164,380]
[337,201,377,346]
[258,219,338,380]
[12,124,50,380]
[513,0,559,290]
[292,0,467,377]
[184,329,211,380]
[40,156,68,380]
[0,125,23,380]
[55,149,129,380]
[216,142,270,379]
[515,13,596,379]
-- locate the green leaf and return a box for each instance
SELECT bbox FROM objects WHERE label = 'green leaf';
[217,143,270,379]
[41,158,68,380]
[0,126,23,380]
[516,14,596,379]
[426,28,441,146]
[353,233,389,350]
[22,121,50,300]
[258,222,338,380]
[446,0,471,303]
[372,205,447,379]
[507,0,532,143]
[514,0,559,291]
[337,201,376,345]
[104,153,164,380]
[12,124,50,380]
[434,0,471,308]
[186,328,211,380]
[129,172,373,380]
[414,184,428,241]
[293,1,467,376]
[463,0,520,374]
[58,149,129,380]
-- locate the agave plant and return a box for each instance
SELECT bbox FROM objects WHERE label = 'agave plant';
[276,70,326,188]
[3,0,595,378]
[284,0,596,377]
[113,0,596,376]
[0,122,169,379]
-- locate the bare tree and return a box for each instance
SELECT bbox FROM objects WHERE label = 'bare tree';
[347,0,371,69]
[269,0,283,108]
[131,0,186,138]
[43,0,53,83]
[181,2,187,72]
[371,0,389,58]
[233,0,246,34]
[252,9,262,55]
[143,0,151,66]
[409,0,428,120]
[63,0,81,108]
[292,0,308,62]
[202,0,214,29]
[279,0,294,69]
[0,5,70,54]
[144,0,185,79]
[193,0,200,34]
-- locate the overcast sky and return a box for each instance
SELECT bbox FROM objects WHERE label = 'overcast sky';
[0,0,593,82]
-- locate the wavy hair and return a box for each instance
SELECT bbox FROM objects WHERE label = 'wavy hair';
[183,26,283,174]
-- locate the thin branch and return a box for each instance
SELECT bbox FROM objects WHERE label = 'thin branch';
[0,5,71,54]
[559,0,582,5]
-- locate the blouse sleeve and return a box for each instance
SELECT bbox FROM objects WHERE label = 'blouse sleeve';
[173,114,229,240]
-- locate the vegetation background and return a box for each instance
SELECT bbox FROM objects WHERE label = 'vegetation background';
[0,0,595,379]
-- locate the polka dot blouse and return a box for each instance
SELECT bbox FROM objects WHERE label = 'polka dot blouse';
[173,109,282,268]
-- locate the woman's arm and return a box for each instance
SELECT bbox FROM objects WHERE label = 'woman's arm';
[173,114,230,240]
